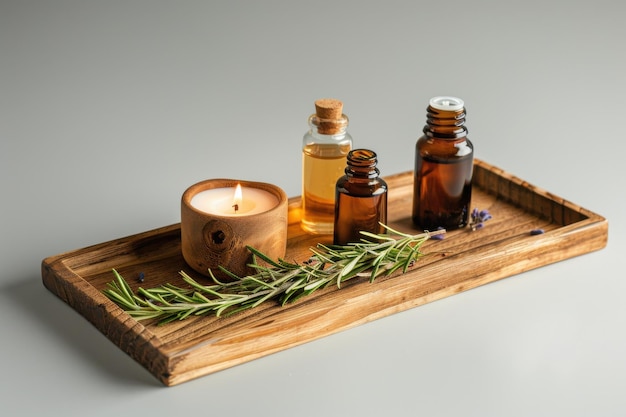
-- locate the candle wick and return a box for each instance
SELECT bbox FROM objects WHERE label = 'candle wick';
[232,203,239,213]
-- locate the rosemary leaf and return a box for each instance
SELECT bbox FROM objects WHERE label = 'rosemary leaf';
[112,269,135,303]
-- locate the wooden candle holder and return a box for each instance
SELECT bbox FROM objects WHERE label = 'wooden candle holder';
[181,179,288,279]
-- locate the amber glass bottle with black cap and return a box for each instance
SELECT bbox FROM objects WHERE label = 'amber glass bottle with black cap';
[333,149,387,245]
[412,96,473,231]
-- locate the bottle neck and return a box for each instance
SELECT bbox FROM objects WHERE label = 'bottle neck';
[345,149,379,179]
[423,105,467,140]
[309,114,349,136]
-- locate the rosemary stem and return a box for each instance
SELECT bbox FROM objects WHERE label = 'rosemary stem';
[102,225,444,325]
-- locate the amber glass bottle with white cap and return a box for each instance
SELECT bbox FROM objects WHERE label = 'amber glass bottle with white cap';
[412,96,473,231]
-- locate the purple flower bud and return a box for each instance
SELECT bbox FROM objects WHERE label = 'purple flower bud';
[429,227,446,240]
[469,208,493,231]
[530,229,545,236]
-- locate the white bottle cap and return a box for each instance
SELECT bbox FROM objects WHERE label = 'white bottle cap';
[429,96,464,111]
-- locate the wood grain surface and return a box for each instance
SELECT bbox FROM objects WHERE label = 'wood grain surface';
[41,159,608,386]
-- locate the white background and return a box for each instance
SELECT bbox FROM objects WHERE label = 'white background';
[1,1,625,416]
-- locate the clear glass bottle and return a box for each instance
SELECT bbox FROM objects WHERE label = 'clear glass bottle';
[301,98,353,234]
[412,96,474,231]
[334,149,388,245]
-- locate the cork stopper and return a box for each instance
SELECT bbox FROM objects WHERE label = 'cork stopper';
[315,98,343,119]
[313,98,346,134]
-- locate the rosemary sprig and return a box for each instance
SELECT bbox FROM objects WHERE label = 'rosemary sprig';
[102,225,444,325]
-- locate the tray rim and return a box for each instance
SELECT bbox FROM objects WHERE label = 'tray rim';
[41,159,608,386]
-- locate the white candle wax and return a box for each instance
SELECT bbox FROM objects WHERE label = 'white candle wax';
[190,185,279,216]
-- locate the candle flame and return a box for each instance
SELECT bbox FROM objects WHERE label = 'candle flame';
[232,183,243,213]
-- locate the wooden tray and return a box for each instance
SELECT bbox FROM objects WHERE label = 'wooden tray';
[41,159,608,386]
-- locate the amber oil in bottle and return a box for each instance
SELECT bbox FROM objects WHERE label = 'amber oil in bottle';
[334,149,388,245]
[412,96,473,231]
[302,99,353,234]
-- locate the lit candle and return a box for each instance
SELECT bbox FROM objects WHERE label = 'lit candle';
[181,178,288,278]
[190,183,279,216]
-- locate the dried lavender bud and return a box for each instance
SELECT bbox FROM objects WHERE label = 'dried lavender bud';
[479,210,492,222]
[429,227,446,240]
[470,208,492,231]
[530,229,545,236]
